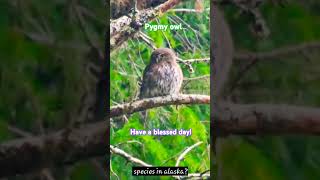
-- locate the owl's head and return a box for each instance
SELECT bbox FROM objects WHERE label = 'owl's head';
[151,48,176,63]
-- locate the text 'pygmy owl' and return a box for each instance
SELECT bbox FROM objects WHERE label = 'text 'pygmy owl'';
[139,48,183,99]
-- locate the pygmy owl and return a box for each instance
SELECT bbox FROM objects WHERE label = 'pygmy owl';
[139,48,183,99]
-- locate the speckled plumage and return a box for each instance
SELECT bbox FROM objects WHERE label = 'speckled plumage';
[139,48,183,99]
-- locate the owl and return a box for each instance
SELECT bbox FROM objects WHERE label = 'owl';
[139,48,183,99]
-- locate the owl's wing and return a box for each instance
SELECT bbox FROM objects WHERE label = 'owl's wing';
[139,63,162,98]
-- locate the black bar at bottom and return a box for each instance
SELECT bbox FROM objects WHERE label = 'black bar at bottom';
[132,167,188,176]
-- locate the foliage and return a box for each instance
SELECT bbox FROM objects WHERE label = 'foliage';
[0,0,105,179]
[110,1,210,179]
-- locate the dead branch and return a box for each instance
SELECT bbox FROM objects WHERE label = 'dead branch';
[170,8,199,13]
[110,94,210,118]
[110,144,210,179]
[110,0,182,51]
[110,145,152,167]
[175,142,203,166]
[110,0,168,19]
[177,58,210,64]
[228,58,259,93]
[181,172,210,179]
[231,0,269,38]
[177,57,210,74]
[138,31,157,49]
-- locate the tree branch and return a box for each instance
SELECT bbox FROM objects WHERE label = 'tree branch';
[175,142,203,166]
[181,172,210,179]
[0,121,106,178]
[214,103,320,135]
[110,94,210,118]
[110,0,182,51]
[110,145,152,167]
[177,57,210,64]
[110,144,210,179]
[3,101,320,177]
[183,75,210,81]
[111,0,167,19]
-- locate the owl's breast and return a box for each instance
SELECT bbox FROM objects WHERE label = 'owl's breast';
[139,61,183,98]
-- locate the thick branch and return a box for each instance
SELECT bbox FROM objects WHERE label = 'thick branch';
[110,0,182,51]
[214,103,320,135]
[0,122,106,177]
[110,94,210,118]
[4,101,320,177]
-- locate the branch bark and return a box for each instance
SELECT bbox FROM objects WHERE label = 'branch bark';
[110,94,210,118]
[110,145,152,167]
[111,0,168,19]
[3,101,320,177]
[0,121,107,178]
[214,103,320,135]
[110,0,182,51]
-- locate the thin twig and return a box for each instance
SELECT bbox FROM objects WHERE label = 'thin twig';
[110,160,120,180]
[7,125,32,138]
[138,32,157,49]
[175,142,203,166]
[110,145,210,179]
[181,172,210,179]
[75,5,103,59]
[170,8,198,13]
[177,57,210,64]
[229,59,259,93]
[183,75,210,81]
[110,145,152,167]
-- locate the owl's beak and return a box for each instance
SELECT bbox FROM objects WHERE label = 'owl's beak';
[155,56,160,63]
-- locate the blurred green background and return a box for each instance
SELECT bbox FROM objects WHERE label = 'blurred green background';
[110,1,210,179]
[0,0,106,179]
[217,1,320,180]
[1,0,320,179]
